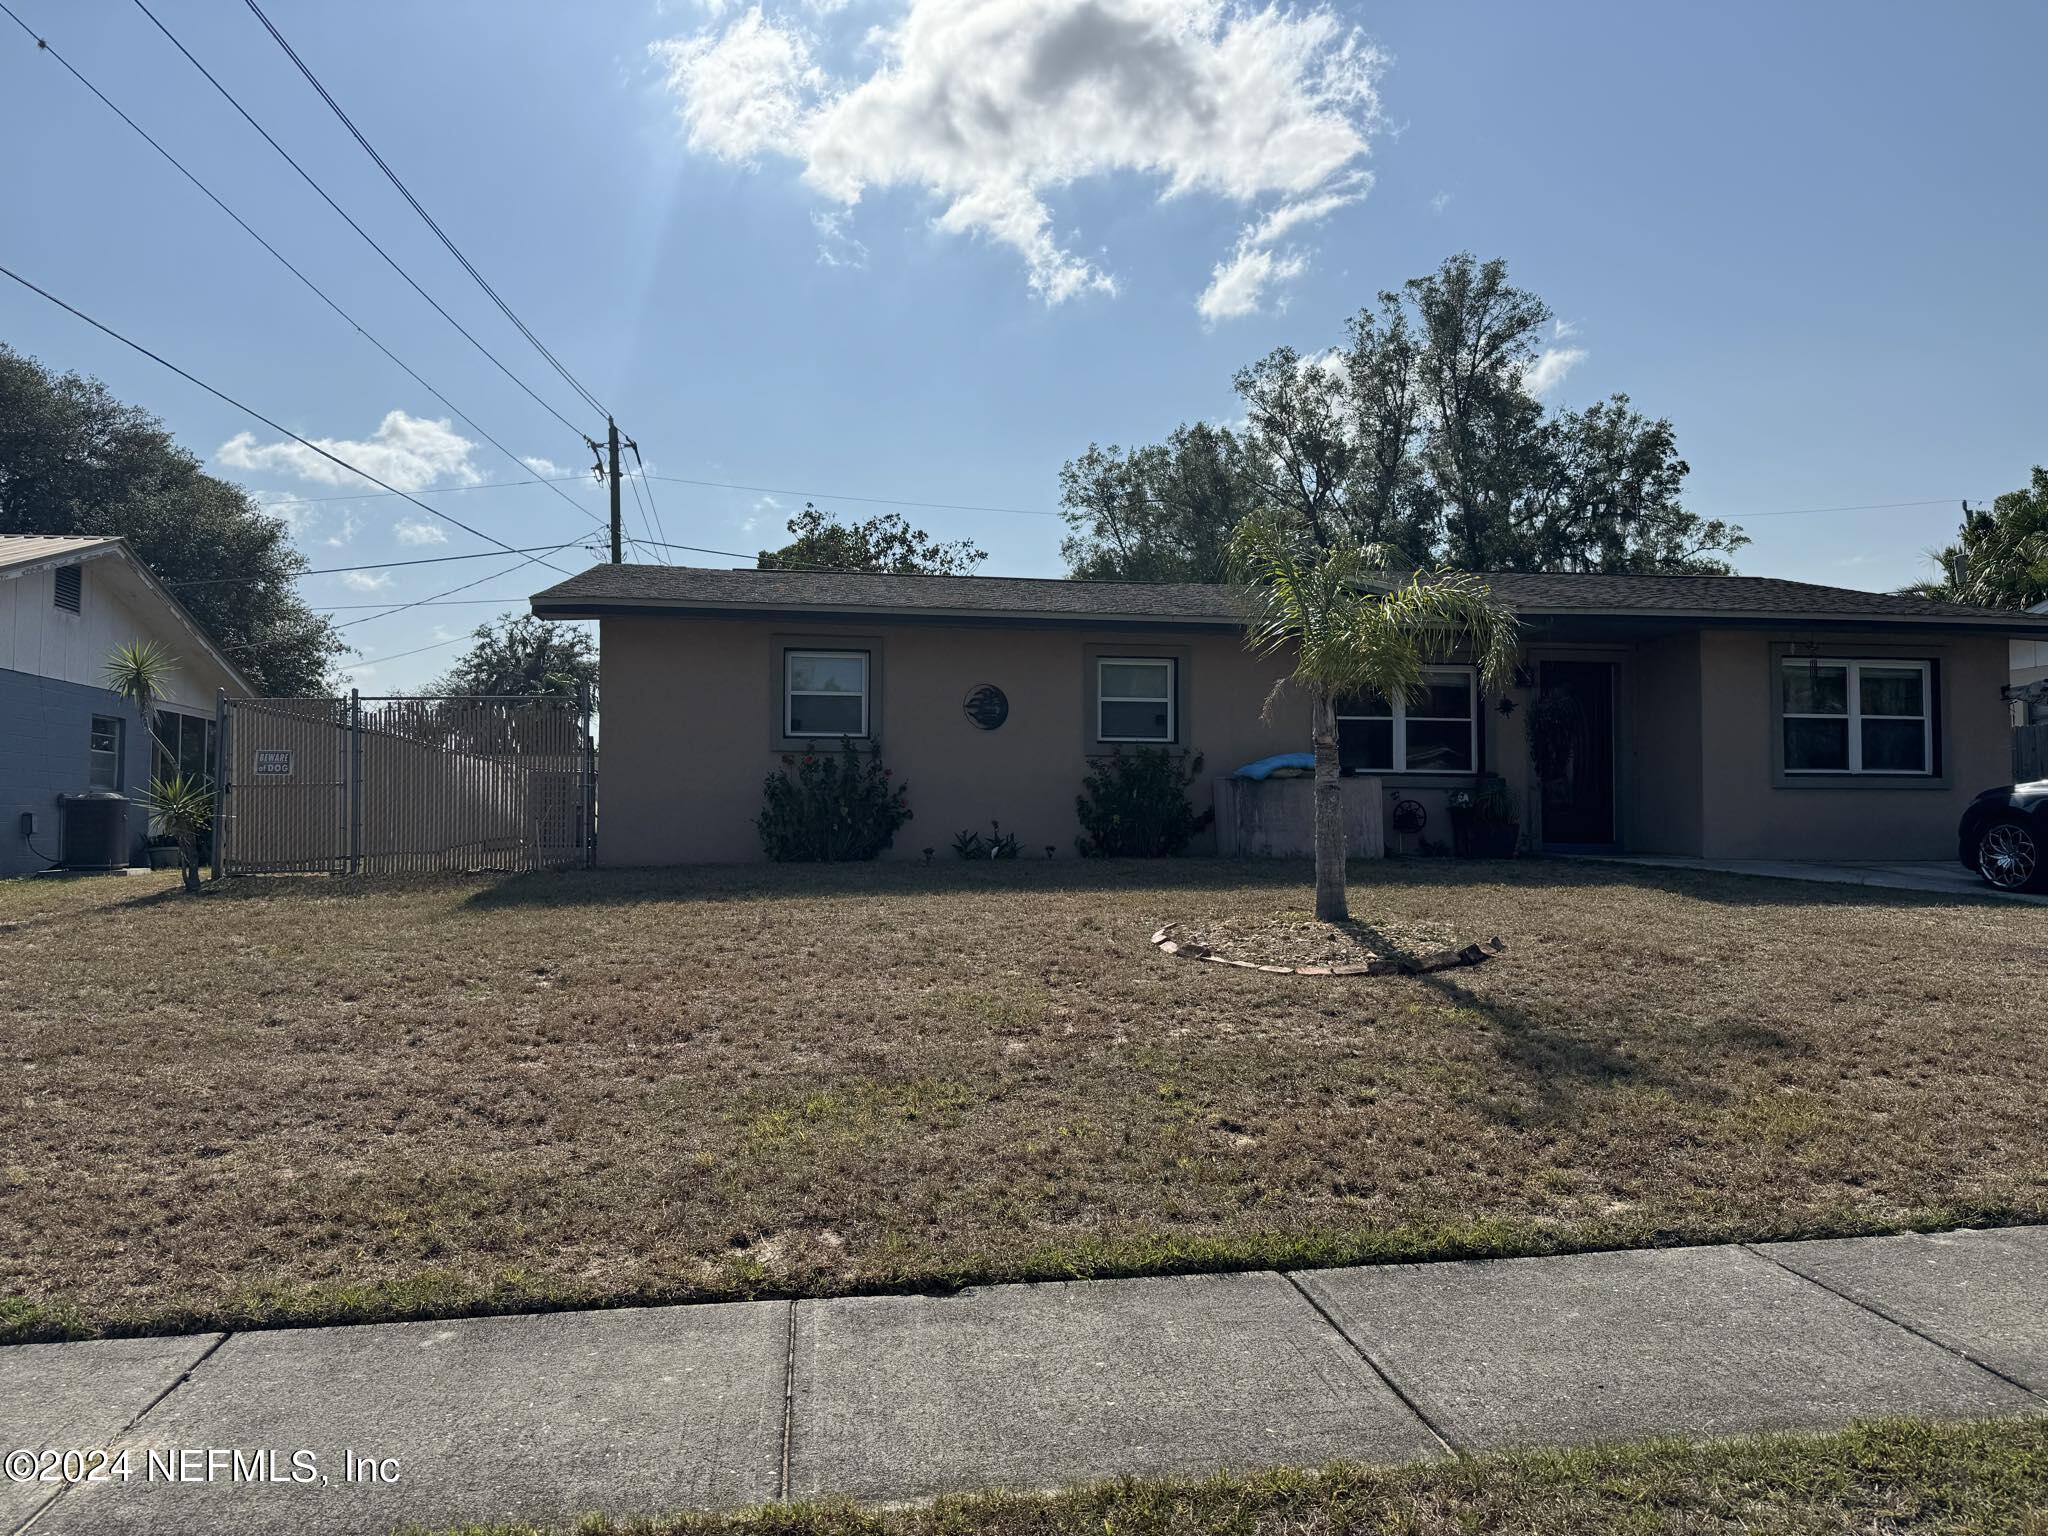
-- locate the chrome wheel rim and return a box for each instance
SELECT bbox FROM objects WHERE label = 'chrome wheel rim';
[1979,823,2038,890]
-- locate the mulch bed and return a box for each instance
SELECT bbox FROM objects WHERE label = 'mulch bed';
[1152,915,1505,976]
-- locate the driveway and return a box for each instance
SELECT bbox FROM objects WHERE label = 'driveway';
[1563,853,2047,904]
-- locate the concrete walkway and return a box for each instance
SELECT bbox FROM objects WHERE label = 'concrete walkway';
[1561,852,2048,904]
[4,1227,2044,1536]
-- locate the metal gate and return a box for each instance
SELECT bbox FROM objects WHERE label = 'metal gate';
[214,691,593,876]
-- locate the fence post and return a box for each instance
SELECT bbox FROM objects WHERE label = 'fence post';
[348,688,364,877]
[211,688,229,881]
[579,683,596,869]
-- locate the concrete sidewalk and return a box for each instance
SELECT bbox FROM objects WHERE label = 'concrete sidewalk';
[4,1227,2044,1535]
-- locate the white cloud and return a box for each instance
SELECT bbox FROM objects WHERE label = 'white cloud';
[339,570,393,593]
[649,8,825,164]
[325,512,360,549]
[522,455,574,478]
[650,0,1384,314]
[812,208,869,268]
[393,518,448,546]
[260,494,318,537]
[1552,317,1579,340]
[217,410,482,493]
[1523,346,1587,397]
[1197,245,1308,323]
[1428,189,1451,215]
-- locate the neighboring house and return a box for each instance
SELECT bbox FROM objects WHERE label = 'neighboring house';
[2012,599,2048,725]
[0,535,253,876]
[530,565,2048,866]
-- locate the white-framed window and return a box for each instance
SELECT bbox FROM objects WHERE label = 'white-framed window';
[1097,657,1176,743]
[1337,667,1478,774]
[784,650,869,738]
[1781,657,1932,775]
[88,714,123,789]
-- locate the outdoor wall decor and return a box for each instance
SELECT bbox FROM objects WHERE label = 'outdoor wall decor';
[963,684,1009,730]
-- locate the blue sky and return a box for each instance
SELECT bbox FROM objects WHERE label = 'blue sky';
[3,0,2043,691]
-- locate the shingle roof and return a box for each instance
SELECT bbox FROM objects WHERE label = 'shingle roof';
[0,534,122,572]
[530,562,2048,630]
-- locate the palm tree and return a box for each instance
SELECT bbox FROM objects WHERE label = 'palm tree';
[1902,470,2048,610]
[103,640,210,892]
[1232,514,1519,922]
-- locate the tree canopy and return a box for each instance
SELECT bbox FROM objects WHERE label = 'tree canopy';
[0,344,343,694]
[758,503,986,575]
[1904,469,2048,610]
[432,615,598,703]
[1061,254,1747,581]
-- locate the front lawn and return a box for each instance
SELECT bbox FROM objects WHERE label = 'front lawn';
[3,859,2043,1340]
[432,1418,2048,1536]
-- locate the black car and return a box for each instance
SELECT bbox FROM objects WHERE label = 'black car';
[1958,781,2048,892]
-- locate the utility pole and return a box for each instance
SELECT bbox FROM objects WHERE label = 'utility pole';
[607,416,623,564]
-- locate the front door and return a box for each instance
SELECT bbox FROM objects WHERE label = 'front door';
[1536,660,1616,847]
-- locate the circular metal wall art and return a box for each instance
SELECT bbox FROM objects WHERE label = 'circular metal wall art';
[963,684,1009,730]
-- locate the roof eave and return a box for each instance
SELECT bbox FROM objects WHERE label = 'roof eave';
[531,593,2048,636]
[527,596,1245,630]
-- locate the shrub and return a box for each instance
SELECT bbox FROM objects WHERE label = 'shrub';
[756,741,911,861]
[1075,748,1213,858]
[952,820,1021,859]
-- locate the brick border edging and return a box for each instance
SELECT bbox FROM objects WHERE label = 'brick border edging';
[1151,922,1505,977]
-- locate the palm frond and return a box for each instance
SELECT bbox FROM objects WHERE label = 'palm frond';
[141,773,213,836]
[1231,514,1519,707]
[104,642,180,752]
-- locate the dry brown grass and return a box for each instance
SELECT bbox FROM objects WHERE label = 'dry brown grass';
[437,1418,2048,1536]
[3,858,2043,1340]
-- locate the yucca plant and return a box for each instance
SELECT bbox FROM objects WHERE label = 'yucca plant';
[1232,513,1519,922]
[104,639,210,891]
[141,773,213,893]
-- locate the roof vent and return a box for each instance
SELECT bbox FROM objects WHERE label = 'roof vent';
[53,563,81,613]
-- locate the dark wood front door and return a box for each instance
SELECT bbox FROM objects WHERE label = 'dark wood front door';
[1536,660,1616,847]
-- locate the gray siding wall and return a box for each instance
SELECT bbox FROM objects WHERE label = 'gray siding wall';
[0,666,151,877]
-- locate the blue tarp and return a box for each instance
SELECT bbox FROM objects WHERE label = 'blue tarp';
[1232,752,1315,780]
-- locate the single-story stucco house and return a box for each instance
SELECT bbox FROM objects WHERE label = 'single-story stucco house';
[0,535,251,876]
[530,564,2048,866]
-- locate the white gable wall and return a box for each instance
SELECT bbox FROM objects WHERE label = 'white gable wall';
[0,552,242,708]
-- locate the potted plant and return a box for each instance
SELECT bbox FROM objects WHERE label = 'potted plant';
[1448,773,1520,858]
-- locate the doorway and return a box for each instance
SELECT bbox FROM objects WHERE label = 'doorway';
[1535,660,1617,847]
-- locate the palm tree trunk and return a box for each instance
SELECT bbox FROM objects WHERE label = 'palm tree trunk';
[1311,689,1348,922]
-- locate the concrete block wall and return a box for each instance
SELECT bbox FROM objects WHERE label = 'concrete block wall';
[0,667,149,877]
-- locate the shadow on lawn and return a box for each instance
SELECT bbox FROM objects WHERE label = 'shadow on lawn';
[451,852,1986,914]
[1337,913,1701,1125]
[458,856,1324,910]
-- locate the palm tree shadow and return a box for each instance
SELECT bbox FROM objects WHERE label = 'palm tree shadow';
[1341,916,1697,1126]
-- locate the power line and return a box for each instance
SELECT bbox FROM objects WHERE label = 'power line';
[622,458,665,566]
[165,543,584,588]
[266,475,589,504]
[345,631,503,669]
[645,473,1065,520]
[0,262,571,574]
[1739,498,1990,520]
[127,0,596,443]
[332,543,590,630]
[625,439,672,565]
[4,4,606,548]
[317,595,547,612]
[239,0,610,422]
